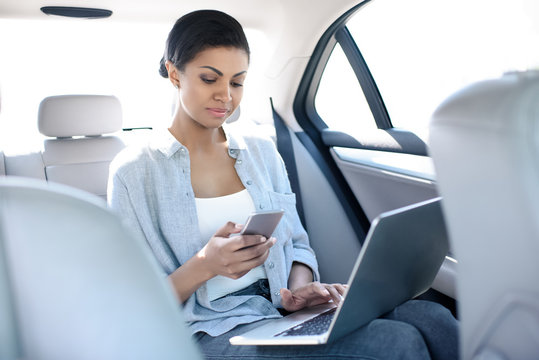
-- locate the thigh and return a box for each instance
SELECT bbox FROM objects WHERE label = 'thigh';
[383,300,458,360]
[195,318,430,360]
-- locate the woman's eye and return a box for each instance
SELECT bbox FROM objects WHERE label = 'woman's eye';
[201,77,216,84]
[231,82,243,88]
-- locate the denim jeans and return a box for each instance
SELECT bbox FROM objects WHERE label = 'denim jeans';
[194,281,459,360]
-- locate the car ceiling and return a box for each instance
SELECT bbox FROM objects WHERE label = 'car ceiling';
[0,0,365,122]
[0,0,362,31]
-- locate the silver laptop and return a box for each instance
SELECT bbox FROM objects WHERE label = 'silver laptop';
[229,197,449,345]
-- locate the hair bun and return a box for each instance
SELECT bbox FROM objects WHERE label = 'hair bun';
[158,57,169,78]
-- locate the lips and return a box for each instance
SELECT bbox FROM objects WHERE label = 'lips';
[207,108,229,118]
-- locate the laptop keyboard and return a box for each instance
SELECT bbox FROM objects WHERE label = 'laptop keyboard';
[274,307,337,337]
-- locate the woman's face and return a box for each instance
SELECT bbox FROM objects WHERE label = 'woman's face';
[173,46,248,129]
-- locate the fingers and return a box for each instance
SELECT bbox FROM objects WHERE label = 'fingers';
[284,282,347,311]
[207,222,278,279]
[213,221,243,238]
[333,283,347,296]
[223,237,275,278]
[235,237,276,259]
[216,236,276,279]
[230,233,274,251]
[324,284,343,305]
[318,283,350,306]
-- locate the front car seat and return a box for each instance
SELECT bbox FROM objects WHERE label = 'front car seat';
[429,70,539,359]
[0,177,202,360]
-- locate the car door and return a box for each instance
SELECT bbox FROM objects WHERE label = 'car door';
[290,0,536,303]
[290,0,454,300]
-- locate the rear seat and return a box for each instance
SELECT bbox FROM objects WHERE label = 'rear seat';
[4,95,125,200]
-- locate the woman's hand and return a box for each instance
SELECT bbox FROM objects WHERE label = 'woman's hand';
[169,221,276,303]
[280,282,347,312]
[198,221,276,279]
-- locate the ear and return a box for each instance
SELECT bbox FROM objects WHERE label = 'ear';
[165,60,181,89]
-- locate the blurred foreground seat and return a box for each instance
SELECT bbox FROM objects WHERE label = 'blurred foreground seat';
[0,177,201,360]
[430,70,539,360]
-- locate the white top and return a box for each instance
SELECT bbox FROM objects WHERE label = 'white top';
[195,189,267,302]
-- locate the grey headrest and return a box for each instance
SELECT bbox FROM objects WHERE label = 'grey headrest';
[38,95,122,137]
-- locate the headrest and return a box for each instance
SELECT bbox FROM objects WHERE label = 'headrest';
[38,95,122,137]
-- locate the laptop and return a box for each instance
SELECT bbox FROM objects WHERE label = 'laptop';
[229,197,449,345]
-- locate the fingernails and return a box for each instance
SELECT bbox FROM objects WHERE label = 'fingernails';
[260,237,267,242]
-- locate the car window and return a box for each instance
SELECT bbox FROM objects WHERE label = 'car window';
[314,0,539,142]
[0,19,270,151]
[315,43,377,135]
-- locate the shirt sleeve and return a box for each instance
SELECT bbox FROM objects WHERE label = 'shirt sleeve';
[107,162,169,279]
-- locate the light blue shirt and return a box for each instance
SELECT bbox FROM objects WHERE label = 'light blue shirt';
[107,124,320,336]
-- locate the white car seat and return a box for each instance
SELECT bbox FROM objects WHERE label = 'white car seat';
[429,70,539,359]
[37,94,125,199]
[0,177,202,360]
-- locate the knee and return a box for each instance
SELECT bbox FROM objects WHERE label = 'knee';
[367,319,430,359]
[396,300,457,324]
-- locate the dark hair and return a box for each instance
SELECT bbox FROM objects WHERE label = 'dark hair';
[159,10,250,78]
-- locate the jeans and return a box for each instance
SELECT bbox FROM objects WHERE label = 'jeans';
[194,280,459,360]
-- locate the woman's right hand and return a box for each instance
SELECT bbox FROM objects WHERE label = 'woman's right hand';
[198,221,276,279]
[168,221,276,303]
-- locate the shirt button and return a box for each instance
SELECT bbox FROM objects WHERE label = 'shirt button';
[180,147,185,152]
[246,180,252,185]
[230,149,237,155]
[236,159,243,164]
[268,262,275,269]
[274,292,280,297]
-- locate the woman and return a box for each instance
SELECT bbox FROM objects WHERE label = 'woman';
[108,9,458,359]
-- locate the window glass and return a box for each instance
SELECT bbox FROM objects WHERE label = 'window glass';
[346,0,539,141]
[315,43,377,135]
[0,19,270,151]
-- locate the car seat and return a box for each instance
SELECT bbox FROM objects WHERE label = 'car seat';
[0,177,202,360]
[37,94,126,199]
[429,70,539,359]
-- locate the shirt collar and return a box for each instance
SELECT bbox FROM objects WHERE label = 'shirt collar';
[223,123,247,154]
[153,123,246,159]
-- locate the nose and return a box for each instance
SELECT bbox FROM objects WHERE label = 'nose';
[214,83,232,103]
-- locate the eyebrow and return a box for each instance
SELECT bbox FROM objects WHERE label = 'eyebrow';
[199,66,247,78]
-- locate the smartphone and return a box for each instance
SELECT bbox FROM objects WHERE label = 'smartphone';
[240,209,285,238]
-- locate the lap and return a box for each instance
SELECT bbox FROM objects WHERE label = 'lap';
[195,301,439,360]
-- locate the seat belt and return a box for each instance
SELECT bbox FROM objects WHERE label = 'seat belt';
[271,98,306,227]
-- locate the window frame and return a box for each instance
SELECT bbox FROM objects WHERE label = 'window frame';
[334,26,392,130]
[295,0,428,157]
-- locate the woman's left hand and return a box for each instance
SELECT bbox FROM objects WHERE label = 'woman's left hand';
[279,282,347,312]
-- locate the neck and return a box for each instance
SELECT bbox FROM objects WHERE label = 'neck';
[168,113,226,153]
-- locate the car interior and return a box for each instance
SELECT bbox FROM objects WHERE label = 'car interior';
[1,0,538,359]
